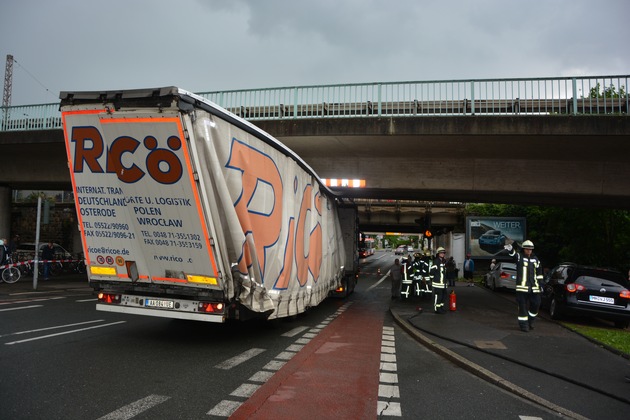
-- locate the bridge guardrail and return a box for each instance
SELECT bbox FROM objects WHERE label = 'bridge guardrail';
[1,75,628,132]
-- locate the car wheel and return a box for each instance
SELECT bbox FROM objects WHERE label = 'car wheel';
[549,297,562,320]
[614,319,629,329]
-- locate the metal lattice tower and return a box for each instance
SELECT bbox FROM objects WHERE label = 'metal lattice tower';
[3,54,13,108]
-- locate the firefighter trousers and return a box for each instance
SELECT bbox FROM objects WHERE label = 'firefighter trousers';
[433,286,447,313]
[516,291,541,331]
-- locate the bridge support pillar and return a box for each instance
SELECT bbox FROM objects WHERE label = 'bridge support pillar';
[0,186,11,240]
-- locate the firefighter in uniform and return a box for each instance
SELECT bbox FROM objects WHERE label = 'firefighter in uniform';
[430,247,448,313]
[420,249,433,295]
[400,254,414,299]
[412,252,424,297]
[505,240,543,332]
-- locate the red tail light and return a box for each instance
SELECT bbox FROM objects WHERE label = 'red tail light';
[500,272,510,279]
[198,302,224,313]
[620,290,630,299]
[98,292,121,304]
[335,286,345,293]
[565,283,586,293]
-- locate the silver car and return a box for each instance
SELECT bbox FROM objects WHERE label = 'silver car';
[484,262,517,291]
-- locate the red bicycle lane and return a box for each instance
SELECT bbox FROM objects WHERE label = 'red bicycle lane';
[230,299,386,419]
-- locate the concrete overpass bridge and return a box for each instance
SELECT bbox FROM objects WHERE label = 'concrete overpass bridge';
[1,75,629,236]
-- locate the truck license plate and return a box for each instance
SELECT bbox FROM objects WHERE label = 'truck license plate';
[145,299,174,309]
[589,295,614,304]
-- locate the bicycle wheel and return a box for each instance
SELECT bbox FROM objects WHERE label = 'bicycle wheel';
[2,267,21,283]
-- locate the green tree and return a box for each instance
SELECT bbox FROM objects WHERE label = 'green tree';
[588,82,626,98]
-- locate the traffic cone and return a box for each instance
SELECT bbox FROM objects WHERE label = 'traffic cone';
[377,268,381,275]
[449,289,457,311]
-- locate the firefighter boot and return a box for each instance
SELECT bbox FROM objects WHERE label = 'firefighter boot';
[519,321,529,332]
[528,317,535,331]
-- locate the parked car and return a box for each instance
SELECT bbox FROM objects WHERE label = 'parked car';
[395,245,406,255]
[484,262,517,291]
[407,246,414,253]
[15,242,72,261]
[541,263,630,329]
[478,230,507,253]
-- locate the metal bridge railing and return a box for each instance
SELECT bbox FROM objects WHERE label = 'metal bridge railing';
[1,75,628,132]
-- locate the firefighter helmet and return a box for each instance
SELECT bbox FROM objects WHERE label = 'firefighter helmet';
[522,240,535,249]
[436,247,446,254]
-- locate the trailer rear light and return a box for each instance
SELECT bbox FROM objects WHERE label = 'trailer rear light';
[620,290,630,299]
[335,286,345,293]
[91,266,117,276]
[565,283,586,293]
[198,302,224,313]
[98,292,121,304]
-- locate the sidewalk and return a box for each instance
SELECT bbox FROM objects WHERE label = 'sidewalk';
[389,281,630,417]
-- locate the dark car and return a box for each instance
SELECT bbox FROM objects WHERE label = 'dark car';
[483,262,517,291]
[541,263,630,329]
[478,230,507,253]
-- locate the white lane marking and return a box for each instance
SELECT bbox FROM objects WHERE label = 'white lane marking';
[379,384,400,398]
[4,321,126,345]
[230,383,261,398]
[0,319,105,337]
[0,305,43,312]
[262,360,286,371]
[76,298,98,302]
[366,271,391,291]
[275,351,296,361]
[378,401,402,417]
[7,290,64,296]
[248,370,274,383]
[282,326,309,337]
[0,296,65,306]
[96,394,170,420]
[378,325,402,417]
[207,400,242,417]
[214,348,266,370]
[380,371,399,384]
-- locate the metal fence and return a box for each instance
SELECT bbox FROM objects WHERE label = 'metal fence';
[1,75,628,132]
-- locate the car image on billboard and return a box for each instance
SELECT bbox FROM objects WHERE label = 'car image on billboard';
[466,217,526,259]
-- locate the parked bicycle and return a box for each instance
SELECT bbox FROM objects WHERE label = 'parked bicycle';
[2,255,22,283]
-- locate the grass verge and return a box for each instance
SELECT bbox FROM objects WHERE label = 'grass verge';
[561,322,630,357]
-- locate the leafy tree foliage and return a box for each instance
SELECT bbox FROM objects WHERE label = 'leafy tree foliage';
[465,204,630,274]
[587,82,626,98]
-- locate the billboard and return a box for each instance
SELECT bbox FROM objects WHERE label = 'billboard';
[466,217,526,258]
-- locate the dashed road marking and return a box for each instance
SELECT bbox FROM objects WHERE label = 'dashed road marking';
[96,394,170,420]
[4,321,126,345]
[378,325,402,417]
[214,348,266,370]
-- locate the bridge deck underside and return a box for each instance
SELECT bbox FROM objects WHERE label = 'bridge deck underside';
[1,115,629,209]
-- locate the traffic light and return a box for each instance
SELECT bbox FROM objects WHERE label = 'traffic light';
[423,212,431,236]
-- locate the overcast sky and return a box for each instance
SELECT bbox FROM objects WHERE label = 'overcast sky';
[1,0,629,106]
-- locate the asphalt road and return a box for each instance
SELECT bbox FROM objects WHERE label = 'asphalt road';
[1,253,627,419]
